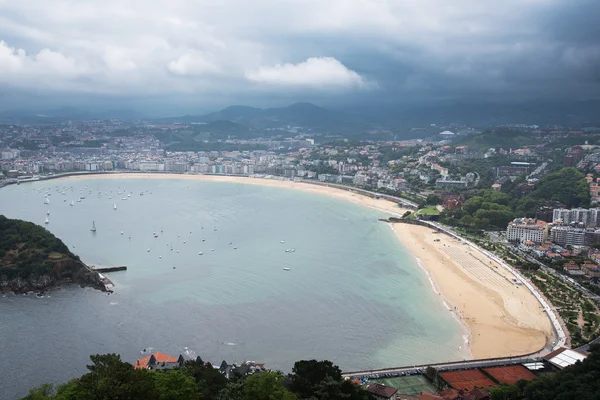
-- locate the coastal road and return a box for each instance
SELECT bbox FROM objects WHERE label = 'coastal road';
[342,354,542,379]
[519,252,600,303]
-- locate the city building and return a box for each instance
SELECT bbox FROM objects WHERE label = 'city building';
[552,208,600,227]
[507,218,548,244]
[550,225,600,247]
[366,383,398,400]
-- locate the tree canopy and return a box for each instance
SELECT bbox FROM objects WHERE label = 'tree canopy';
[0,214,81,280]
[21,356,370,400]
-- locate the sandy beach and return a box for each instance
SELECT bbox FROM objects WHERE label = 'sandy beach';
[63,173,554,359]
[392,223,553,359]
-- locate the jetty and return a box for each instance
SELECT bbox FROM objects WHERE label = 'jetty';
[92,266,127,273]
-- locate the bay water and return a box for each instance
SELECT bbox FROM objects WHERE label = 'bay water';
[0,177,467,399]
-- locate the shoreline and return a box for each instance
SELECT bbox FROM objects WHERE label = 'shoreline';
[16,172,555,359]
[392,222,554,359]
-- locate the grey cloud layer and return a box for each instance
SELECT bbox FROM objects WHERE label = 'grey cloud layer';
[0,0,598,108]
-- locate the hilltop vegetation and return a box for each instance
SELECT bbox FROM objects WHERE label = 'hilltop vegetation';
[454,129,538,150]
[22,355,369,400]
[441,168,590,229]
[0,215,103,293]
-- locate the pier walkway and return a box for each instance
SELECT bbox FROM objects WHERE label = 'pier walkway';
[342,354,541,380]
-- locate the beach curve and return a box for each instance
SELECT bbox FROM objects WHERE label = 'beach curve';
[47,173,556,360]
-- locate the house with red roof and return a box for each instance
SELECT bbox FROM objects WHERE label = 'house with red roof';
[365,383,398,400]
[134,352,184,370]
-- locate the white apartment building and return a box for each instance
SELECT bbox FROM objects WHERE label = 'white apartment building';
[553,208,600,227]
[507,218,548,244]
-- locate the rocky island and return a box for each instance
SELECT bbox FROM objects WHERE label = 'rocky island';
[0,215,107,294]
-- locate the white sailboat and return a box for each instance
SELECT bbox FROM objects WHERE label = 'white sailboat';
[44,217,49,224]
[113,203,117,210]
[44,197,50,204]
[47,210,50,215]
[91,221,96,232]
[70,200,75,206]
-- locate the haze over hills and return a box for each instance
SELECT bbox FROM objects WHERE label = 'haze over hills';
[1,100,599,128]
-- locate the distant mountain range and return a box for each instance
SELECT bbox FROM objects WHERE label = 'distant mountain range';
[153,102,367,132]
[1,100,599,132]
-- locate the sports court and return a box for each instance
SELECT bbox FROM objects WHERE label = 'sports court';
[440,369,497,391]
[483,365,538,384]
[370,374,437,395]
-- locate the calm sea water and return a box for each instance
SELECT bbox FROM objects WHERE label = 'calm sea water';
[0,177,467,399]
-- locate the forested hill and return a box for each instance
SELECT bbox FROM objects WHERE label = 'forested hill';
[0,215,104,293]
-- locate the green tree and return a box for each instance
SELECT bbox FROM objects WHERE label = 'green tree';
[217,380,245,400]
[153,370,200,400]
[290,360,343,398]
[73,354,157,400]
[181,358,228,399]
[243,372,296,400]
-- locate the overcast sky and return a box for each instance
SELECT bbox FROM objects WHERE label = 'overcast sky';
[0,0,599,114]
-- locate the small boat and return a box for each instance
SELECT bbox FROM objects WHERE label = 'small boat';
[77,199,82,202]
[121,197,127,200]
[280,240,285,244]
[159,256,162,259]
[283,268,290,271]
[44,217,49,225]
[211,249,214,252]
[147,248,150,252]
[80,196,85,199]
[140,192,144,196]
[70,200,74,206]
[121,231,124,235]
[113,203,117,210]
[44,197,50,204]
[202,238,206,242]
[47,210,50,216]
[91,221,96,232]
[173,266,176,269]
[198,252,203,255]
[183,241,186,244]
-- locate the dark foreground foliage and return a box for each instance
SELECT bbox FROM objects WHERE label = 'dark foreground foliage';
[21,354,371,400]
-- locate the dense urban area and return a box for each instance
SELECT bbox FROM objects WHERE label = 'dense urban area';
[4,112,600,400]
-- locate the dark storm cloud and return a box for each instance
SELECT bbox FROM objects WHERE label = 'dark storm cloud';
[0,0,598,112]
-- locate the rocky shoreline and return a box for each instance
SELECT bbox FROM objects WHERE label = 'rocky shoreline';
[0,259,109,295]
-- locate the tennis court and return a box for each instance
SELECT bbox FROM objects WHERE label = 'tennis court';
[440,369,497,391]
[483,365,538,384]
[370,374,437,395]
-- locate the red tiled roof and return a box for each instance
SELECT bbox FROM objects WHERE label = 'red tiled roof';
[134,352,179,369]
[366,383,398,398]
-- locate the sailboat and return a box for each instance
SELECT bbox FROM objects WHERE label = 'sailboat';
[44,197,50,204]
[91,221,96,232]
[70,200,74,206]
[44,217,49,224]
[113,203,117,210]
[46,210,50,216]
